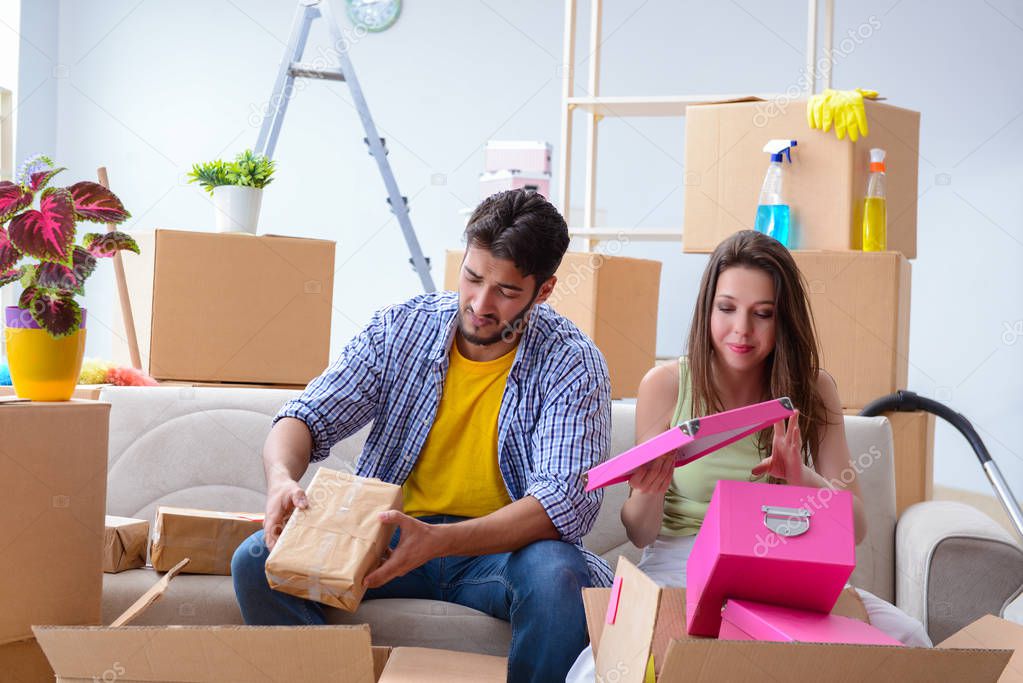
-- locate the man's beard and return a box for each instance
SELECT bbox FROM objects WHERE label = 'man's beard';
[458,296,536,347]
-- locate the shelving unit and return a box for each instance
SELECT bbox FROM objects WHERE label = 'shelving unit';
[558,0,835,249]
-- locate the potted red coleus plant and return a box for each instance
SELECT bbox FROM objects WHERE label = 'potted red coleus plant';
[0,155,136,400]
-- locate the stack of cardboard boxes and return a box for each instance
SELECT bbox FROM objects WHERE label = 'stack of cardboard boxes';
[683,97,935,514]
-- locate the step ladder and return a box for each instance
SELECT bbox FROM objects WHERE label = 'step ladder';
[254,0,435,292]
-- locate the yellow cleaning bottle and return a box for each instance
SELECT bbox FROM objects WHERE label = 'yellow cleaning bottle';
[862,148,887,251]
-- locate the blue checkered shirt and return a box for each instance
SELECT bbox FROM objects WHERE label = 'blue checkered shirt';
[275,290,614,586]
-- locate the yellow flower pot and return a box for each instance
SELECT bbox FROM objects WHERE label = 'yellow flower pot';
[4,306,87,402]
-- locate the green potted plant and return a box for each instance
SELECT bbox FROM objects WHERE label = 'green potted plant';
[0,154,135,401]
[188,149,275,234]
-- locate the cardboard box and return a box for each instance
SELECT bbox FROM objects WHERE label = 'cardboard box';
[377,647,507,682]
[686,480,855,636]
[484,140,552,174]
[149,507,263,575]
[719,598,903,645]
[104,515,149,574]
[34,559,379,683]
[0,384,109,400]
[265,469,403,611]
[939,614,1023,682]
[444,250,661,398]
[794,250,911,409]
[0,399,109,645]
[112,229,335,385]
[0,638,54,682]
[589,557,1013,682]
[683,98,920,257]
[846,408,935,515]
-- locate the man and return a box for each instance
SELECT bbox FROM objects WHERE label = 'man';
[232,189,612,682]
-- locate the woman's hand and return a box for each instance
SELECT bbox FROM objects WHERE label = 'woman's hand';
[629,451,676,495]
[751,410,811,485]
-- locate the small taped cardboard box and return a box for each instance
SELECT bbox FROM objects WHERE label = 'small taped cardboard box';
[112,229,335,385]
[104,515,149,573]
[682,97,920,257]
[265,469,403,611]
[149,507,263,575]
[587,557,1016,682]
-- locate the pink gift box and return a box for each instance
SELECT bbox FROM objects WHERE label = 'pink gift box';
[479,170,550,199]
[585,397,795,491]
[720,599,903,646]
[484,140,552,174]
[686,479,856,637]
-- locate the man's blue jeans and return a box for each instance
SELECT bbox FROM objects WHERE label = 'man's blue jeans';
[232,515,592,683]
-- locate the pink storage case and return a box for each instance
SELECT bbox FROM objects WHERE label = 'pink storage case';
[584,397,795,491]
[479,170,550,200]
[686,479,856,637]
[484,140,552,174]
[719,599,903,646]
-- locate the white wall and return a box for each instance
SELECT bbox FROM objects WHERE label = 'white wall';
[15,0,1023,497]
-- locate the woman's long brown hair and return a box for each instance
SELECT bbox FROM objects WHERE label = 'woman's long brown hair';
[684,230,835,465]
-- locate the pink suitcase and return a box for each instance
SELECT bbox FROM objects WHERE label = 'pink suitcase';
[686,479,856,637]
[719,599,903,646]
[484,140,552,174]
[584,397,795,491]
[479,169,550,200]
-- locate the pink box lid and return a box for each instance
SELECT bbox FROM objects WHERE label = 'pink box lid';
[721,599,904,646]
[585,397,795,491]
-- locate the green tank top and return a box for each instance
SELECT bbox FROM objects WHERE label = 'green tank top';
[660,357,767,537]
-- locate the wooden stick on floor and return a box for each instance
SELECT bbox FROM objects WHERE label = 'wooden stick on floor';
[96,166,142,370]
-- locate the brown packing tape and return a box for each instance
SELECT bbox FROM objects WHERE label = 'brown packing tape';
[377,647,506,682]
[150,508,263,575]
[265,469,403,612]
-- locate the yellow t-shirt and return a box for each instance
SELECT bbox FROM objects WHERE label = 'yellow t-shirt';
[402,341,515,518]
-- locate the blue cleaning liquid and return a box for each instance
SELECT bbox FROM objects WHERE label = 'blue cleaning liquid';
[754,204,791,247]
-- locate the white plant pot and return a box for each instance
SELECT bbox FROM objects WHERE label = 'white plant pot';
[212,185,263,234]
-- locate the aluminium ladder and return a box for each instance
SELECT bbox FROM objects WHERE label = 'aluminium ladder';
[255,0,435,292]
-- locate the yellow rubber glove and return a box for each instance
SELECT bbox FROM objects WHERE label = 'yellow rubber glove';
[806,88,879,141]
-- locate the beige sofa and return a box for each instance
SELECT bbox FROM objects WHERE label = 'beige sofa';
[98,387,1023,650]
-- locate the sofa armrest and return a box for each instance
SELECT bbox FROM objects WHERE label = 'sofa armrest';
[896,500,1023,643]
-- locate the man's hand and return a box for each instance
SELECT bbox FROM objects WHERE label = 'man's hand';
[363,511,449,589]
[263,478,308,550]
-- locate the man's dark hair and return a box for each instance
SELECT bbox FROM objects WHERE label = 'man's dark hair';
[463,189,570,285]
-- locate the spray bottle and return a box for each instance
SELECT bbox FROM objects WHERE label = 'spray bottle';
[754,139,797,247]
[862,148,887,251]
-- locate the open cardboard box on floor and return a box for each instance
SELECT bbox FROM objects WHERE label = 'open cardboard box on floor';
[34,558,506,682]
[587,557,1016,682]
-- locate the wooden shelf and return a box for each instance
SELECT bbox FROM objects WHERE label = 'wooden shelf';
[568,227,683,242]
[566,94,777,118]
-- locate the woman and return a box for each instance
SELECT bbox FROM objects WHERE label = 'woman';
[567,231,928,681]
